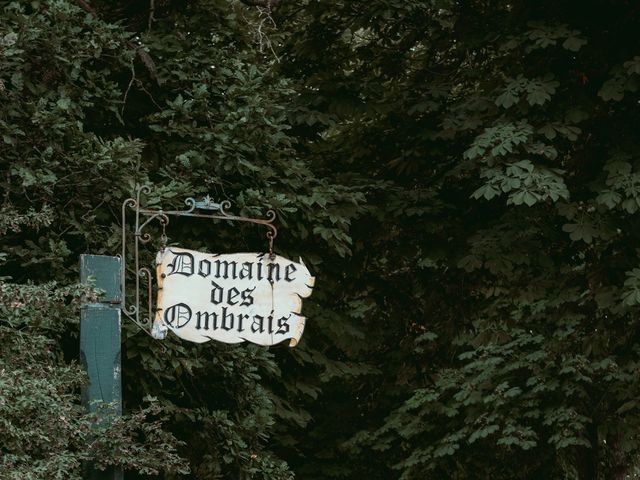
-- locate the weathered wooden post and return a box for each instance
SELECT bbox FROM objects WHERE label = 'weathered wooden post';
[80,254,123,480]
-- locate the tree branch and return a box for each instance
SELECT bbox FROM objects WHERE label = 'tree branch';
[148,0,156,31]
[239,0,281,9]
[75,0,159,84]
[76,0,98,18]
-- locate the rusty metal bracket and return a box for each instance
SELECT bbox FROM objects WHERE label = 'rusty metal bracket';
[120,185,277,336]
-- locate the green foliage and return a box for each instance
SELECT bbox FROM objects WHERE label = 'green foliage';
[4,0,640,479]
[270,0,640,479]
[0,0,365,477]
[0,280,188,479]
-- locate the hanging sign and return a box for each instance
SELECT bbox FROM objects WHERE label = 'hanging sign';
[153,247,315,347]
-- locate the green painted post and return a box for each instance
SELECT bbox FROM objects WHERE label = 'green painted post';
[80,254,123,480]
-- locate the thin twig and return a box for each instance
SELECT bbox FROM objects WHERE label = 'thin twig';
[135,79,163,111]
[121,59,136,119]
[4,171,10,204]
[148,0,155,31]
[254,7,280,62]
[239,0,281,8]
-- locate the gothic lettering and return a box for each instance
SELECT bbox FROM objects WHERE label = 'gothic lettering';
[227,286,240,305]
[198,259,211,277]
[210,280,223,304]
[240,287,255,306]
[251,315,265,333]
[237,313,248,332]
[221,307,234,331]
[195,311,217,330]
[164,303,192,328]
[214,259,237,279]
[267,263,280,282]
[257,262,263,280]
[239,262,253,280]
[168,250,194,276]
[155,249,315,346]
[276,315,290,335]
[285,263,297,282]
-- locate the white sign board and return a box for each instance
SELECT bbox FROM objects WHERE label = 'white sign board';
[153,248,315,347]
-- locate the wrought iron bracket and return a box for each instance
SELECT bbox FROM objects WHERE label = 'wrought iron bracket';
[120,185,277,337]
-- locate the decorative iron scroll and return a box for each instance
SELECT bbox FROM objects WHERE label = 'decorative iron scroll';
[121,185,277,336]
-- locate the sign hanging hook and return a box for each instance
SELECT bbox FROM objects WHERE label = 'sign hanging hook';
[267,230,275,260]
[160,217,168,252]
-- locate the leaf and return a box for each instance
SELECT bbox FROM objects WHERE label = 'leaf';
[495,91,518,108]
[623,56,640,75]
[523,191,538,206]
[471,184,500,200]
[458,255,482,272]
[562,36,587,52]
[469,425,499,443]
[599,79,625,101]
[596,190,621,209]
[617,400,638,414]
[562,222,598,243]
[525,77,559,106]
[56,97,71,110]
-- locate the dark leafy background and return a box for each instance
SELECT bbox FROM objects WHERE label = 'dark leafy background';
[1,0,640,479]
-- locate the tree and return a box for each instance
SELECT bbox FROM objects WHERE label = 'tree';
[4,0,640,479]
[0,0,361,477]
[0,254,188,478]
[271,1,640,478]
